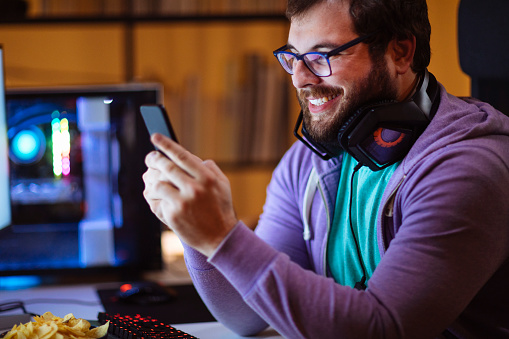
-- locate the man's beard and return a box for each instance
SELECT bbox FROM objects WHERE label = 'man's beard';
[297,56,398,147]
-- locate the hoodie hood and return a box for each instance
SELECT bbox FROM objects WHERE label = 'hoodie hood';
[401,83,509,174]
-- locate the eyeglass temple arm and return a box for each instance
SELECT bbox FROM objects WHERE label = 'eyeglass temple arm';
[273,44,289,55]
[326,32,377,57]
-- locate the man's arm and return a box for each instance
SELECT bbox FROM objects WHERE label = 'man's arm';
[182,236,269,336]
[181,142,314,335]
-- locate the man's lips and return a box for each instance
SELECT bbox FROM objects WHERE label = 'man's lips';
[307,93,340,114]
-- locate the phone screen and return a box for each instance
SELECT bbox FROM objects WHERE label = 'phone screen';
[140,104,179,144]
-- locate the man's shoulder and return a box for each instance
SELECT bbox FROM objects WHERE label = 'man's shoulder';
[438,89,507,120]
[275,141,315,177]
[401,85,509,173]
[427,83,508,137]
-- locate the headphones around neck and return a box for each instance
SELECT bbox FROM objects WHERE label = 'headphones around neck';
[294,70,440,171]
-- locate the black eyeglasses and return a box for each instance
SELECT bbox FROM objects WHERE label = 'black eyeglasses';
[273,33,375,77]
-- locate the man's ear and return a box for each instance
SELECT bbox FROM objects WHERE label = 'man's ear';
[388,36,416,75]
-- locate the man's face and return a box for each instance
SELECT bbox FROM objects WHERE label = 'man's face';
[288,1,398,145]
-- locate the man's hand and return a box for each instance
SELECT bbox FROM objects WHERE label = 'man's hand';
[142,133,238,257]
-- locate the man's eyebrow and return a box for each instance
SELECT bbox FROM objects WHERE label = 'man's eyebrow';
[286,42,341,53]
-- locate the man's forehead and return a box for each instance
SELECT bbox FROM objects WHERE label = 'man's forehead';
[288,0,349,21]
[287,1,355,51]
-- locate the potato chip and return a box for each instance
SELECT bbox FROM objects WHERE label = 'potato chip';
[2,312,109,339]
[36,323,58,339]
[84,324,108,339]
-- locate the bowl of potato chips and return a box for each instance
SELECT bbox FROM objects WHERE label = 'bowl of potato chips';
[1,312,109,339]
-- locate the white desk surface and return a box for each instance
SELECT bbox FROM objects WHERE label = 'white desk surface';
[0,284,283,339]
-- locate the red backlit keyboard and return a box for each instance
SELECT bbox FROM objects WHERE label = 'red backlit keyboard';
[98,313,197,339]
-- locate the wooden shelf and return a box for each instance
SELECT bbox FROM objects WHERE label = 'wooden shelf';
[0,13,287,25]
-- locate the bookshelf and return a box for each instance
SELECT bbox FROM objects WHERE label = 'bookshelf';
[0,0,295,222]
[7,0,287,20]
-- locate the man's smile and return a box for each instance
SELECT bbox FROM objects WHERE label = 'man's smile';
[307,93,341,114]
[309,93,340,106]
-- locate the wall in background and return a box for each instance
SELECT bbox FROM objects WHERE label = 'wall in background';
[428,0,470,97]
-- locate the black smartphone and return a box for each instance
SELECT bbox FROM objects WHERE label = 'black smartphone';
[140,105,179,152]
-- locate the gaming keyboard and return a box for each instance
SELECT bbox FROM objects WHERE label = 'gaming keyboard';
[98,313,198,339]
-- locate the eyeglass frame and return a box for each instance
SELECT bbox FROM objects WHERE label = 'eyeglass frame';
[273,32,377,77]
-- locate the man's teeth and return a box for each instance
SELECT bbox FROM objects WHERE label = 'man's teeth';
[309,94,339,106]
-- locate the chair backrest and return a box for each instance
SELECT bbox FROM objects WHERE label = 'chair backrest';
[458,0,509,115]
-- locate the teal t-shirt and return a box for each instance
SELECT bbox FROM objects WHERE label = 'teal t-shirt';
[327,153,400,288]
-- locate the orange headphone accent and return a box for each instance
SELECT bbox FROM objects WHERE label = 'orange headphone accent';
[373,128,405,148]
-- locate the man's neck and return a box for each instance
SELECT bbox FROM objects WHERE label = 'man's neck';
[398,72,420,101]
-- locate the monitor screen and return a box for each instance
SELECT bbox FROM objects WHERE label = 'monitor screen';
[0,82,164,280]
[0,46,11,231]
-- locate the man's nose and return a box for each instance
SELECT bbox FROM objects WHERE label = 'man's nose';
[291,60,321,89]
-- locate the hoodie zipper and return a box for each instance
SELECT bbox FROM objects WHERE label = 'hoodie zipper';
[317,180,331,277]
[302,167,330,276]
[380,174,406,253]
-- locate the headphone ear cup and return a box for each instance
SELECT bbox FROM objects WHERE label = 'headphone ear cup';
[339,99,432,170]
[338,100,397,150]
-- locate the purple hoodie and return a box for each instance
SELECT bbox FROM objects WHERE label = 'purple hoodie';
[183,84,509,338]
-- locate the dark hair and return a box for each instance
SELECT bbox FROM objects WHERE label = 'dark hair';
[285,0,431,72]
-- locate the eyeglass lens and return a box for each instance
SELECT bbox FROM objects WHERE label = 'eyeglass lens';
[278,53,330,76]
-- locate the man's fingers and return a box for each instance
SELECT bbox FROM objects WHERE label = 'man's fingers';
[151,133,205,178]
[202,159,229,182]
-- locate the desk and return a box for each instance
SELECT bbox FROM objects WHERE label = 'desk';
[176,322,282,339]
[0,284,283,339]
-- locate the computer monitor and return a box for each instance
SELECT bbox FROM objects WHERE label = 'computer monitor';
[0,80,164,282]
